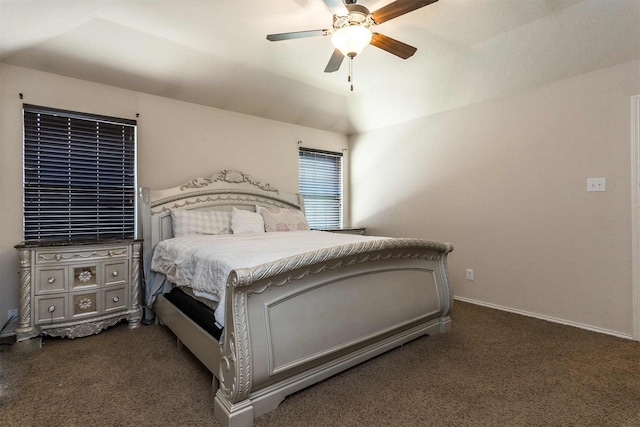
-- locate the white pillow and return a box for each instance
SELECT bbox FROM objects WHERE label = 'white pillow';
[171,209,232,237]
[256,205,310,232]
[231,207,265,234]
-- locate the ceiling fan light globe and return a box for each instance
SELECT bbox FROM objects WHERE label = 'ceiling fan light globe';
[331,25,372,57]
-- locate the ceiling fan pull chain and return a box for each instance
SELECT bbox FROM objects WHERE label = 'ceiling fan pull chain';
[349,56,354,92]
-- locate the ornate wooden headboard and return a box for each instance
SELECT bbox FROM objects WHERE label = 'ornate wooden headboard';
[139,169,304,264]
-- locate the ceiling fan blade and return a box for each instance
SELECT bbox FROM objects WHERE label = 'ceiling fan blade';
[324,49,345,73]
[370,32,417,59]
[322,0,349,16]
[267,29,331,42]
[371,0,438,24]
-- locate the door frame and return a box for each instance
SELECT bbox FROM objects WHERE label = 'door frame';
[631,94,640,341]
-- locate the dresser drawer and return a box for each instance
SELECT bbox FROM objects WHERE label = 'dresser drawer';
[35,246,129,265]
[35,295,67,325]
[70,291,100,319]
[104,286,127,313]
[36,267,67,294]
[71,264,98,289]
[104,260,128,286]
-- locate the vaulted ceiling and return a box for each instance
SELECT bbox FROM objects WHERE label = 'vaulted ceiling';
[1,0,639,135]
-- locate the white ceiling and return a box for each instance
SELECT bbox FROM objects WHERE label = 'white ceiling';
[1,0,639,134]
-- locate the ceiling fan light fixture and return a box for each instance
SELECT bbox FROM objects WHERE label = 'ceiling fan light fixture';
[331,25,372,57]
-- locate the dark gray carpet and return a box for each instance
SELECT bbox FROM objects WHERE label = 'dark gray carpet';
[1,301,638,426]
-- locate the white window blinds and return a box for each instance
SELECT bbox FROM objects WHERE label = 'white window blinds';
[22,105,137,242]
[298,148,343,229]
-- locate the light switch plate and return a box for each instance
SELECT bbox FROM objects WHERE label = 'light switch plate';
[466,269,474,281]
[587,177,606,192]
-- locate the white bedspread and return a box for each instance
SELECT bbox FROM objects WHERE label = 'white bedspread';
[150,230,388,327]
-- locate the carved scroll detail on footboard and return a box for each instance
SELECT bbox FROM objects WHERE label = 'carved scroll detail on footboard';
[239,238,452,296]
[217,238,453,405]
[219,282,252,403]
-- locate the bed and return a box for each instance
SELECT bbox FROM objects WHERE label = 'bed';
[139,169,454,427]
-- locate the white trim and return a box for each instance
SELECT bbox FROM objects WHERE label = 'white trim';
[454,296,634,341]
[0,330,16,339]
[632,94,640,341]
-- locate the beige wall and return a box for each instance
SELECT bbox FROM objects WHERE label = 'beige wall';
[0,64,348,334]
[3,59,639,339]
[351,59,640,338]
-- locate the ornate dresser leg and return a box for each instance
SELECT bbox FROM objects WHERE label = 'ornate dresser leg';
[15,249,37,341]
[128,241,143,328]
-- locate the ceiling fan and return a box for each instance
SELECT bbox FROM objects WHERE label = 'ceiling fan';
[266,0,438,87]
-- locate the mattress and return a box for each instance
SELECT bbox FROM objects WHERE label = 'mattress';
[164,287,223,340]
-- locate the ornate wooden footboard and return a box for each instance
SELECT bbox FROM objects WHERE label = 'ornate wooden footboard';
[140,170,453,427]
[216,239,452,426]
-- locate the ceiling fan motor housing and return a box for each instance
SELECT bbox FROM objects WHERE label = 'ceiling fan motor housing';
[333,4,373,31]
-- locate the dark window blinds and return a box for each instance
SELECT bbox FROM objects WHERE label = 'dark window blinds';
[22,105,137,242]
[298,148,343,229]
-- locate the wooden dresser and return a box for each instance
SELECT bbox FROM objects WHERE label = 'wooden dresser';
[14,239,142,341]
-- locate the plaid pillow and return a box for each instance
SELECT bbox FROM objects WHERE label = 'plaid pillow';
[171,209,232,237]
[257,205,310,232]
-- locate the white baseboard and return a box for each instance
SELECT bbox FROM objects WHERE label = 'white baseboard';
[1,329,16,339]
[454,296,635,341]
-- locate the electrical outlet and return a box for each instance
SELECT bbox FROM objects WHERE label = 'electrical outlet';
[466,269,474,281]
[8,309,18,320]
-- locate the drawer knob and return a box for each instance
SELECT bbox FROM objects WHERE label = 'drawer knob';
[112,271,119,277]
[47,277,55,284]
[48,305,56,313]
[112,296,119,303]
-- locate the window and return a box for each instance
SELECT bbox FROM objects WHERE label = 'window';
[298,148,343,229]
[22,104,137,242]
